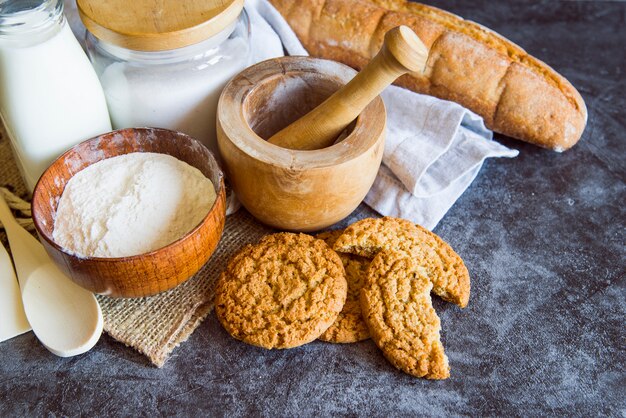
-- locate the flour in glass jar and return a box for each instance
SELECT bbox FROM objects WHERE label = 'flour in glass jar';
[52,153,216,258]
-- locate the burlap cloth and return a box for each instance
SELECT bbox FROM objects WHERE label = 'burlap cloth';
[0,125,280,367]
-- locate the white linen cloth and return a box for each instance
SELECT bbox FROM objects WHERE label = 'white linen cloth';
[65,0,519,231]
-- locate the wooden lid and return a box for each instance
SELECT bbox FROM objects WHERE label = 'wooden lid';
[77,0,244,51]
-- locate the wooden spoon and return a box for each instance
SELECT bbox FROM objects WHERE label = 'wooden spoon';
[268,25,428,150]
[0,194,103,357]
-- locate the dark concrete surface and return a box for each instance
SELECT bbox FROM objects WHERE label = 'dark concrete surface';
[1,1,624,416]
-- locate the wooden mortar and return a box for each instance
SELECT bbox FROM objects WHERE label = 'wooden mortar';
[217,57,386,231]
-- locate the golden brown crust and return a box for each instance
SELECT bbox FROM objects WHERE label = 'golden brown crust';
[316,230,371,343]
[269,0,587,151]
[361,250,450,379]
[214,233,347,349]
[333,217,470,308]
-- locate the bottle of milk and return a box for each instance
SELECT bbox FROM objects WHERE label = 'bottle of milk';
[0,0,111,192]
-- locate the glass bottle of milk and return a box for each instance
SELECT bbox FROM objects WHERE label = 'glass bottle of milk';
[0,0,111,192]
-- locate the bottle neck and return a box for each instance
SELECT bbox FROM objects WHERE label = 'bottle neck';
[0,0,64,46]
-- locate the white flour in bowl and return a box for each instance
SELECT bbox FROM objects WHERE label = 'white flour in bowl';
[53,152,216,258]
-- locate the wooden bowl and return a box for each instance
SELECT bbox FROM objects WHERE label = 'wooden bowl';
[31,128,226,298]
[217,56,386,232]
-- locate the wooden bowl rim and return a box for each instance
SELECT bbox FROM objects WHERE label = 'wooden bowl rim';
[218,56,386,169]
[31,127,226,263]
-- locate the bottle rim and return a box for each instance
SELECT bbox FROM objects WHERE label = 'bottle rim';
[0,0,63,39]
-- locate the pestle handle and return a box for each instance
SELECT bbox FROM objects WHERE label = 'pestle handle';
[268,26,429,151]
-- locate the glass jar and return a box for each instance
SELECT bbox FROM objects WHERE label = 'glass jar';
[80,1,251,156]
[0,0,112,192]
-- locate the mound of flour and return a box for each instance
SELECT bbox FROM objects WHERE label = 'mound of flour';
[53,152,216,258]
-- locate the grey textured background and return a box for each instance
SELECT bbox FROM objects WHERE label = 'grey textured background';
[1,0,625,416]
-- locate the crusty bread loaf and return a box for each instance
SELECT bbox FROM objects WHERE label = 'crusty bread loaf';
[268,0,587,151]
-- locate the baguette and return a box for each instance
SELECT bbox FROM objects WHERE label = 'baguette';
[268,0,587,151]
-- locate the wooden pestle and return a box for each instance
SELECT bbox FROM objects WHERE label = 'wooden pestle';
[268,26,428,150]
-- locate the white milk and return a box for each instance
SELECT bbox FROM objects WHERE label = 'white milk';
[0,16,111,191]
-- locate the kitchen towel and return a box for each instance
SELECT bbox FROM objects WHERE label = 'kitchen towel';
[245,0,519,230]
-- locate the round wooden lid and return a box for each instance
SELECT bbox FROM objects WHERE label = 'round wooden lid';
[77,0,244,51]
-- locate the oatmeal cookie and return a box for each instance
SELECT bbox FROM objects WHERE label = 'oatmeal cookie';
[334,217,470,307]
[214,233,347,349]
[361,250,450,379]
[316,230,370,343]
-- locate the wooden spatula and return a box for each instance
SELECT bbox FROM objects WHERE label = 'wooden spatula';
[0,240,30,343]
[268,26,428,151]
